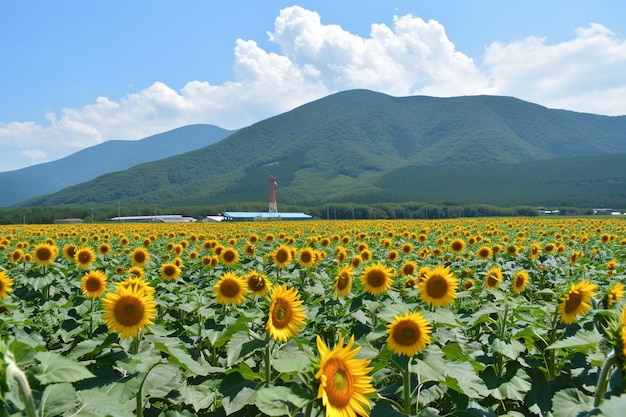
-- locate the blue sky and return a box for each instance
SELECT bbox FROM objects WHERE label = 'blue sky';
[1,0,625,172]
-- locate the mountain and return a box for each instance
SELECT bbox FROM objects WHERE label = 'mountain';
[19,89,626,209]
[0,124,234,207]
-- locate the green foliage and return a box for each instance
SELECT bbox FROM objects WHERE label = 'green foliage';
[0,124,233,208]
[12,90,626,212]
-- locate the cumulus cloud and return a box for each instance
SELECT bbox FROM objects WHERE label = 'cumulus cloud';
[0,5,625,172]
[483,23,626,114]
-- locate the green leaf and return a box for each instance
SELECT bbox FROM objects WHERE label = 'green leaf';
[153,337,208,376]
[548,329,602,351]
[220,371,258,414]
[39,383,78,417]
[34,351,95,384]
[551,388,592,417]
[444,361,489,399]
[226,331,266,367]
[491,338,526,361]
[142,364,182,399]
[272,342,312,374]
[481,365,531,401]
[254,385,311,416]
[597,393,626,416]
[178,381,219,412]
[76,387,134,417]
[414,344,446,382]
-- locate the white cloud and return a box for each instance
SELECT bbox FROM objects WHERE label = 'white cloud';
[483,23,626,114]
[21,149,47,160]
[0,6,625,172]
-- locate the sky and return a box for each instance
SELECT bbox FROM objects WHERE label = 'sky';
[1,1,625,173]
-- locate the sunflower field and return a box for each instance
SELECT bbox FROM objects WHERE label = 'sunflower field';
[1,217,626,417]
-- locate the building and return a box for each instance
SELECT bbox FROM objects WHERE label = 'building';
[222,211,312,222]
[108,214,197,223]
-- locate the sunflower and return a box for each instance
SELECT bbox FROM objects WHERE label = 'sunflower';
[220,247,239,266]
[512,269,529,293]
[74,247,96,268]
[350,255,363,269]
[606,282,625,309]
[98,243,111,256]
[401,242,413,254]
[333,265,353,297]
[449,239,466,253]
[271,244,293,268]
[0,271,14,299]
[400,260,418,277]
[558,280,597,324]
[214,271,248,305]
[386,311,432,356]
[160,263,181,282]
[476,246,492,260]
[266,284,306,342]
[297,247,317,268]
[359,262,395,295]
[244,243,255,257]
[387,250,399,262]
[130,247,150,267]
[462,279,475,291]
[484,267,502,289]
[245,270,272,297]
[315,334,374,417]
[10,249,23,264]
[80,270,108,298]
[418,265,458,308]
[33,243,58,266]
[102,284,156,339]
[62,244,78,261]
[119,276,155,297]
[127,266,145,279]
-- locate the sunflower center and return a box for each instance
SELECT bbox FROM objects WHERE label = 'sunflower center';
[564,291,582,313]
[426,276,448,298]
[134,252,146,263]
[337,274,350,290]
[515,276,525,288]
[249,276,265,291]
[87,278,101,291]
[367,270,385,287]
[394,321,420,346]
[324,359,353,407]
[223,251,236,263]
[487,275,499,287]
[220,279,241,298]
[114,295,145,326]
[271,299,291,328]
[275,249,289,263]
[301,252,312,263]
[37,248,52,260]
[164,265,176,276]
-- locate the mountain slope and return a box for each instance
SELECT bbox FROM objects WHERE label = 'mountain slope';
[20,89,626,208]
[0,124,233,207]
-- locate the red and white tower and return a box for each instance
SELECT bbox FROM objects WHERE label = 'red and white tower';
[269,175,278,213]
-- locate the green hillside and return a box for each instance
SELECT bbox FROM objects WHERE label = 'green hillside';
[19,89,626,210]
[0,124,233,207]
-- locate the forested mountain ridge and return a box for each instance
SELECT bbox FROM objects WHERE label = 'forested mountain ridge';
[18,89,626,209]
[0,124,234,207]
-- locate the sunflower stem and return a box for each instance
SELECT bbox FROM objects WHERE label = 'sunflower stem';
[89,296,95,335]
[403,359,411,414]
[594,349,616,407]
[265,340,272,383]
[6,351,38,417]
[547,307,560,379]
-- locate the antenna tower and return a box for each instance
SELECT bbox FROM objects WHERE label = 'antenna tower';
[269,175,278,213]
